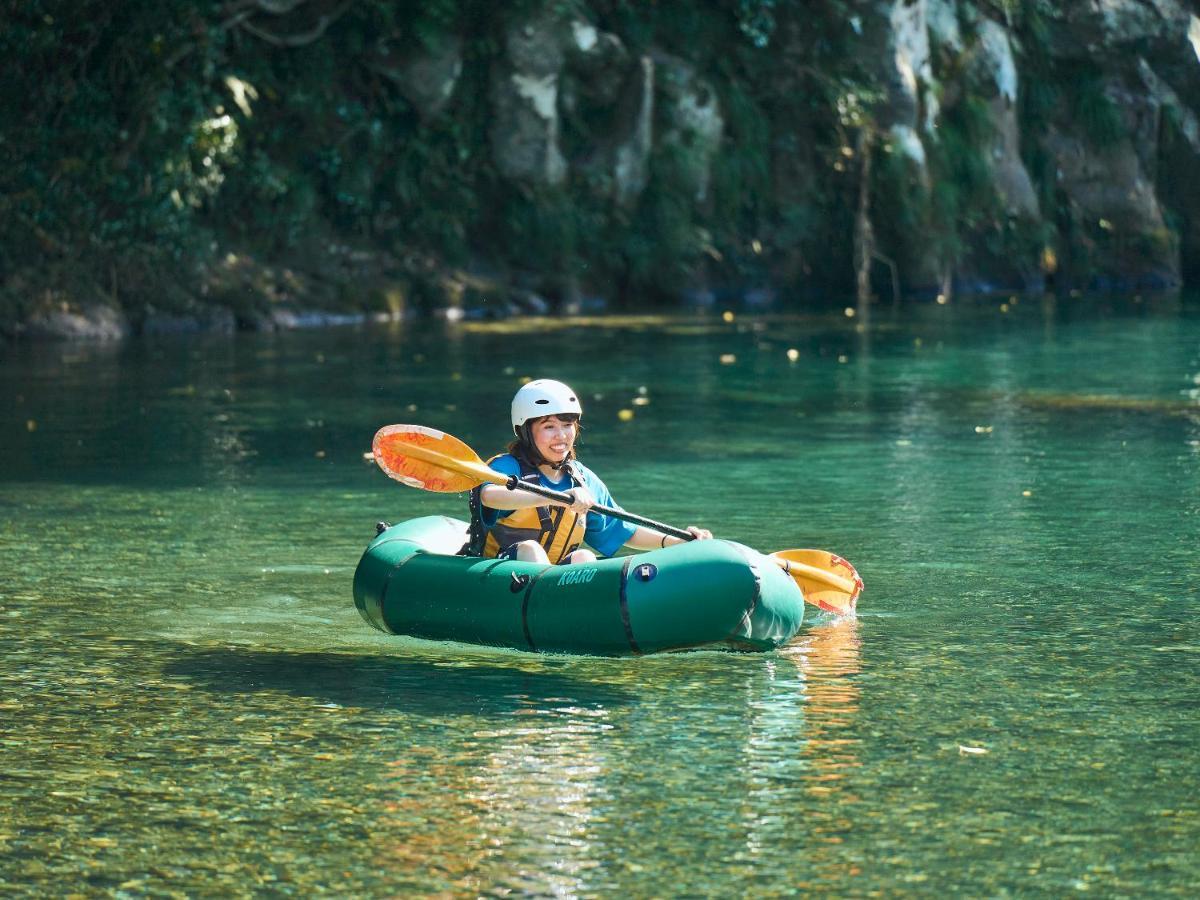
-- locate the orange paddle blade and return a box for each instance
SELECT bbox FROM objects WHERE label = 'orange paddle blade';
[372,424,501,493]
[771,549,863,616]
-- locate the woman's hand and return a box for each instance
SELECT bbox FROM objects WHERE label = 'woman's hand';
[684,525,713,540]
[563,485,596,514]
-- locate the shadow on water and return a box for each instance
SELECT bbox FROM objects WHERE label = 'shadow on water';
[161,645,639,717]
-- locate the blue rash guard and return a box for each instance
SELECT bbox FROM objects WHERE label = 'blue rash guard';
[479,454,637,558]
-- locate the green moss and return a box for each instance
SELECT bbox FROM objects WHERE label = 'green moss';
[711,80,769,226]
[1062,63,1124,145]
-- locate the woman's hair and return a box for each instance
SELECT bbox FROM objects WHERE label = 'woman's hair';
[508,413,582,466]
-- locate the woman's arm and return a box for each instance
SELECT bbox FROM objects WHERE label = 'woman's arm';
[479,483,594,513]
[621,524,713,551]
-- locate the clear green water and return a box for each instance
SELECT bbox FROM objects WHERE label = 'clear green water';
[2,295,1198,895]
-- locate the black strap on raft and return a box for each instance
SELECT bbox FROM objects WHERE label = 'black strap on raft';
[458,455,580,557]
[461,486,485,556]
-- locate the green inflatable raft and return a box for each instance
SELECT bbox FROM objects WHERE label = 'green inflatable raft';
[353,516,806,655]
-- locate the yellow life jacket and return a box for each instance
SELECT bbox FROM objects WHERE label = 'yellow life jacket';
[468,455,588,563]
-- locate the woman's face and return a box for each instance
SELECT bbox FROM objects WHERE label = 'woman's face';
[530,415,578,464]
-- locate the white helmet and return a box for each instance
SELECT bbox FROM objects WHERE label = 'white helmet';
[511,379,582,436]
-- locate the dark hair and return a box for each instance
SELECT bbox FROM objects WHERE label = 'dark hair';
[507,413,582,465]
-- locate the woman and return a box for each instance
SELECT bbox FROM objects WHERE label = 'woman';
[466,379,712,564]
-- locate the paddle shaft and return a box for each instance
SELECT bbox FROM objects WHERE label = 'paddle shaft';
[500,475,695,541]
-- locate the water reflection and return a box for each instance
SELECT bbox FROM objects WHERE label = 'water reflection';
[787,619,863,789]
[375,696,615,894]
[781,618,864,888]
[355,624,870,895]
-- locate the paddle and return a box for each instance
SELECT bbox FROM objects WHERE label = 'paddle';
[770,549,863,615]
[372,424,860,615]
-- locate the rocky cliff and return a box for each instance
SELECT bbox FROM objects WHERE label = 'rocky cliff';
[3,0,1198,337]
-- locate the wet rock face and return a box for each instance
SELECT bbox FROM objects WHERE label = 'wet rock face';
[371,35,464,121]
[561,24,656,208]
[1038,0,1196,58]
[488,11,722,208]
[653,52,725,204]
[1042,123,1180,289]
[609,56,656,207]
[567,53,655,207]
[490,14,569,186]
[972,18,1039,221]
[886,0,934,134]
[849,0,936,164]
[1027,1,1197,288]
[488,13,647,191]
[860,0,1198,293]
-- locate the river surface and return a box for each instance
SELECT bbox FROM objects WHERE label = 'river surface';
[2,295,1198,896]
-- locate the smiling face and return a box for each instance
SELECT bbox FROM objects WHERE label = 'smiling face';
[529,414,579,465]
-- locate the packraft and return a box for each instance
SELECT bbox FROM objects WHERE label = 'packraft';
[353,515,806,656]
